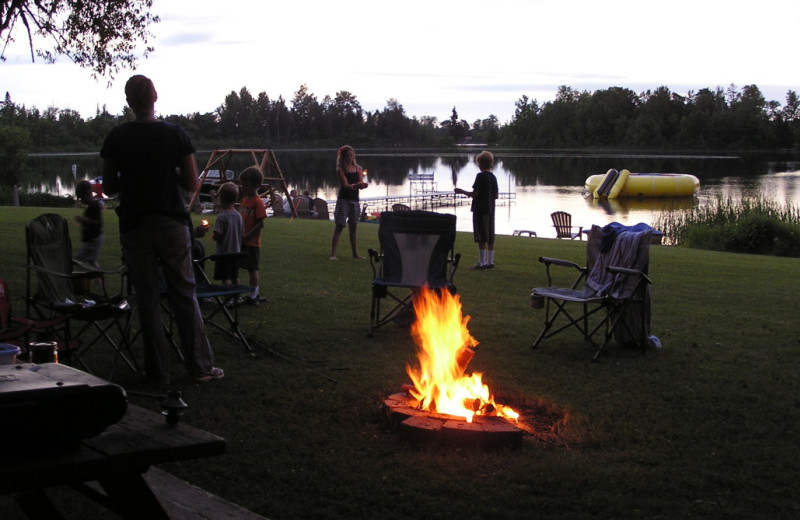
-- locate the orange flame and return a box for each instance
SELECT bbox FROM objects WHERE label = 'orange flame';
[406,287,518,423]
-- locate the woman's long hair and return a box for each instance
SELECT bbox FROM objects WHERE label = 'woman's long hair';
[336,145,360,173]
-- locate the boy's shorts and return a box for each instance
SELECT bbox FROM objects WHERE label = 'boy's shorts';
[472,213,495,244]
[240,245,260,273]
[75,236,104,264]
[334,200,361,226]
[213,257,239,282]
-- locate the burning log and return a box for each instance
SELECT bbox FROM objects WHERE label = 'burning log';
[456,346,475,375]
[463,398,498,416]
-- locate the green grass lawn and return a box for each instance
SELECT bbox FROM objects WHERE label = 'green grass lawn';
[2,206,799,519]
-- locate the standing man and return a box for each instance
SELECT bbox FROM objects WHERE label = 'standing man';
[102,74,224,384]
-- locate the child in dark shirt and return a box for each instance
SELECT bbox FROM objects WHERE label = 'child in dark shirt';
[74,180,104,267]
[454,151,499,270]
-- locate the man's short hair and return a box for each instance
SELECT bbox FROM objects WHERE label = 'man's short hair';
[125,75,157,113]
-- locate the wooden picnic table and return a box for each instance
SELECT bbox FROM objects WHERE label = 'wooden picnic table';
[0,402,226,519]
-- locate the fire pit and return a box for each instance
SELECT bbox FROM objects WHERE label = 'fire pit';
[382,392,523,449]
[381,288,523,449]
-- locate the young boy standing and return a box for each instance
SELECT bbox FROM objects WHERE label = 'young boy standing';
[238,167,267,304]
[212,182,243,285]
[454,150,499,270]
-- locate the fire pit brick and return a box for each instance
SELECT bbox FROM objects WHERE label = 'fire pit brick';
[382,393,523,450]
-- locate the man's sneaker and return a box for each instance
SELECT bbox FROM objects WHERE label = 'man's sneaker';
[468,263,486,270]
[485,264,496,269]
[194,367,224,383]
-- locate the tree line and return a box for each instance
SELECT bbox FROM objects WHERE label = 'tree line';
[2,82,799,186]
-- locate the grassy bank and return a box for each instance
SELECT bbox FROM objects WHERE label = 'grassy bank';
[1,206,798,519]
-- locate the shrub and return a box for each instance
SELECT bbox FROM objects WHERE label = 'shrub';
[655,195,800,257]
[0,190,76,207]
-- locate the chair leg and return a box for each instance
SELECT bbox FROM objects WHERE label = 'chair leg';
[368,290,414,334]
[202,295,255,353]
[368,296,379,337]
[531,298,608,355]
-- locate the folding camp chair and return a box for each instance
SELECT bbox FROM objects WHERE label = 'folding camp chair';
[367,210,461,335]
[192,252,256,353]
[24,214,137,375]
[551,211,583,240]
[530,224,654,361]
[0,278,70,357]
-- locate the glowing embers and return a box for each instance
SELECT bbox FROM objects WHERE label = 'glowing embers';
[382,287,522,448]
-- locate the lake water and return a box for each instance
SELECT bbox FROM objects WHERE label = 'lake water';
[26,149,800,238]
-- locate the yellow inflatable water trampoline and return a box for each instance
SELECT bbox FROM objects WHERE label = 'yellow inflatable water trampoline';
[585,169,700,198]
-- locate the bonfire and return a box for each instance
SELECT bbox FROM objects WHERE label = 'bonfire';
[405,287,518,423]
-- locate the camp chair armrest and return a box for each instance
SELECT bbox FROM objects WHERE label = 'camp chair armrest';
[538,256,587,287]
[12,314,70,328]
[72,260,126,276]
[27,264,101,280]
[607,266,653,284]
[198,252,247,264]
[368,248,381,277]
[448,252,461,279]
[538,256,583,270]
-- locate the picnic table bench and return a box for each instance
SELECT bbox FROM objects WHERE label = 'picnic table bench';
[0,387,236,519]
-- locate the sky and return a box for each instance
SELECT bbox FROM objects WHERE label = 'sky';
[2,0,799,126]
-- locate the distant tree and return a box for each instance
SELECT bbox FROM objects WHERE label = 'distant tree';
[555,85,582,103]
[324,90,363,142]
[578,87,638,146]
[782,90,800,122]
[0,124,30,186]
[471,114,499,145]
[627,86,684,147]
[504,95,540,146]
[0,0,159,78]
[376,98,409,144]
[441,106,467,144]
[291,84,322,142]
[254,92,272,144]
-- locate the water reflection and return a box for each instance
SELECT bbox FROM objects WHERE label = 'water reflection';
[22,150,800,237]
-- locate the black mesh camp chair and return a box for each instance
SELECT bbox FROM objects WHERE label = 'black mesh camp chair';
[367,210,461,335]
[530,224,654,361]
[24,213,137,375]
[193,252,256,353]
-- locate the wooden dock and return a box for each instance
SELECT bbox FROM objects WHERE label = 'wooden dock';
[331,191,516,214]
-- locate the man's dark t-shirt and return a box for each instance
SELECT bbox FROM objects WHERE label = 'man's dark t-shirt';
[100,120,195,233]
